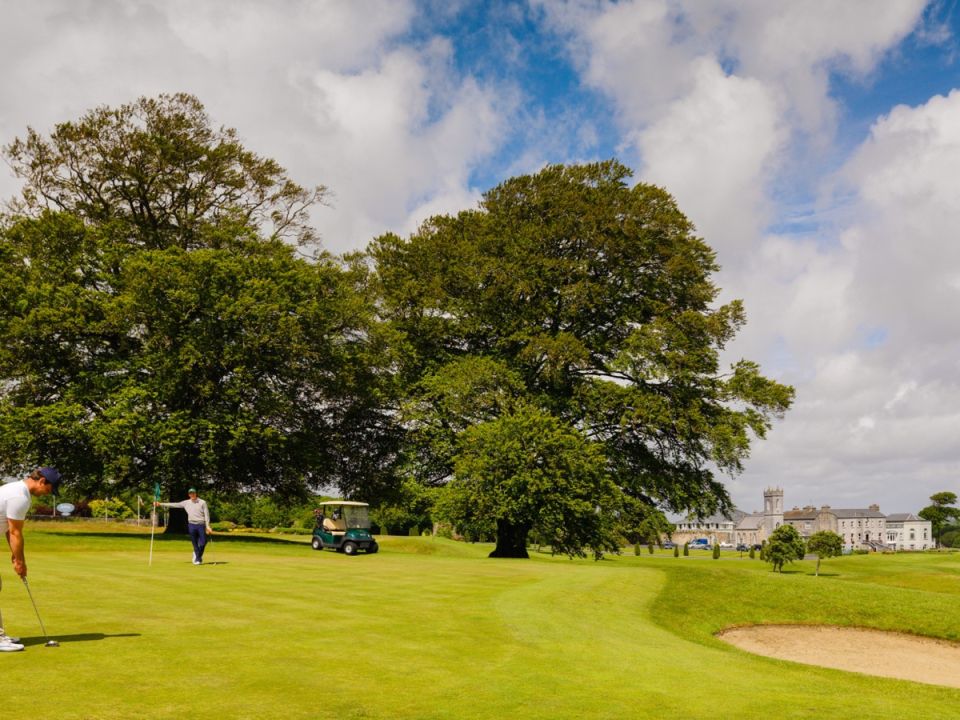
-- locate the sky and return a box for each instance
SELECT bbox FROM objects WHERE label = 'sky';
[1,0,959,515]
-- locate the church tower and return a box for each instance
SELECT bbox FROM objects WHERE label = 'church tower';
[763,487,784,536]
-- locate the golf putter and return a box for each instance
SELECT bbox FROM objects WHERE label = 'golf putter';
[22,578,59,647]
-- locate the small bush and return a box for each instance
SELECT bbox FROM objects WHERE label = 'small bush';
[749,546,755,559]
[712,543,721,559]
[251,496,284,530]
[683,542,689,557]
[89,498,134,520]
[408,526,419,537]
[210,521,237,532]
[673,545,679,557]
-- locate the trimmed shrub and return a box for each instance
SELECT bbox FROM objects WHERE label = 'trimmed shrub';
[683,542,689,557]
[648,542,655,554]
[712,543,721,559]
[749,546,755,559]
[673,544,679,557]
[89,498,134,520]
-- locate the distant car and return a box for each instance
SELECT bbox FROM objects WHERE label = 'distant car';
[719,542,734,549]
[662,541,676,549]
[736,544,749,552]
[688,539,711,549]
[752,544,763,551]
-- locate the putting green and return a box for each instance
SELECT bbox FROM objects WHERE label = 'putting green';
[2,526,958,719]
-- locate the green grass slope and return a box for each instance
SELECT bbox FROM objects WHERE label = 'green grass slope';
[1,526,957,719]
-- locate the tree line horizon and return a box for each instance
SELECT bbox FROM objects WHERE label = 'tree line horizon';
[0,93,795,558]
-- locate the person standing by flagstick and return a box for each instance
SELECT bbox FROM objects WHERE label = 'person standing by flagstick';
[0,467,62,652]
[155,488,213,565]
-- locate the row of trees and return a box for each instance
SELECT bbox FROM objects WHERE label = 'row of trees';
[764,526,843,574]
[0,94,793,555]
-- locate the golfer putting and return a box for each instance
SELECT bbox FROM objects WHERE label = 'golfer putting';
[0,467,62,652]
[156,488,213,565]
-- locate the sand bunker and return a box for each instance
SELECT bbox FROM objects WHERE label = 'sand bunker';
[718,625,960,688]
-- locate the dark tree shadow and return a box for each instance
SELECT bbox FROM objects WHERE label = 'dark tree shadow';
[47,531,307,547]
[20,632,140,647]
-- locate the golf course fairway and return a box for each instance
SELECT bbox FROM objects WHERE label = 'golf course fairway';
[4,524,959,719]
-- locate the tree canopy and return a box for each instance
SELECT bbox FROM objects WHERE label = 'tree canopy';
[806,530,843,576]
[918,492,960,548]
[3,93,324,249]
[0,96,399,530]
[1,99,793,549]
[765,524,806,573]
[372,161,793,557]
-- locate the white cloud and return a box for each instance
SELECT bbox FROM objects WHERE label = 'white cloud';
[540,0,951,512]
[636,57,787,258]
[743,89,960,512]
[0,0,511,253]
[305,48,508,246]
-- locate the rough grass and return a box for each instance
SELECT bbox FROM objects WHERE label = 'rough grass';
[2,525,958,719]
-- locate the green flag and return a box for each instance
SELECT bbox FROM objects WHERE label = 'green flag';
[154,482,161,502]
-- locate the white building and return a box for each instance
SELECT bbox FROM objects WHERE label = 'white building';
[833,506,888,550]
[669,489,931,552]
[673,510,745,546]
[885,513,933,551]
[672,488,784,547]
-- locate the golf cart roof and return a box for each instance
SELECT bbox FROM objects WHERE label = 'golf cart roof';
[317,500,369,507]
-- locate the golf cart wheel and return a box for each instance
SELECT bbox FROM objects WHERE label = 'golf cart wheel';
[342,541,358,556]
[367,543,379,554]
[311,537,322,551]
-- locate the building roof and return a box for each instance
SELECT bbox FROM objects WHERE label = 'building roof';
[676,508,747,525]
[831,508,886,519]
[885,513,922,522]
[735,514,764,530]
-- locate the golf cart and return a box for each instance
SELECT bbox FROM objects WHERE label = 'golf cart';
[311,501,379,555]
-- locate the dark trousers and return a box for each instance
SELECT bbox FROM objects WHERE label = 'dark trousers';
[188,523,208,561]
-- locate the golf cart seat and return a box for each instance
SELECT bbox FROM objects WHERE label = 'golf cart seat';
[323,517,347,532]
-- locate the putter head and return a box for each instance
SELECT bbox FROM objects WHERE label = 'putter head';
[45,640,60,647]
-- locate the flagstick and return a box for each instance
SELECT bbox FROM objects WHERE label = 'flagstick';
[149,504,156,566]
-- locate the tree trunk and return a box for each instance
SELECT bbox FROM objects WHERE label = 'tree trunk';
[815,557,821,576]
[162,479,192,535]
[489,519,530,558]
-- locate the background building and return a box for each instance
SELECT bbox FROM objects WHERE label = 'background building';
[669,490,931,551]
[885,513,933,550]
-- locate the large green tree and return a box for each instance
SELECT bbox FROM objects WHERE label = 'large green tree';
[0,96,399,530]
[765,524,806,573]
[436,405,620,559]
[3,93,324,249]
[918,492,960,548]
[806,530,843,576]
[372,161,793,557]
